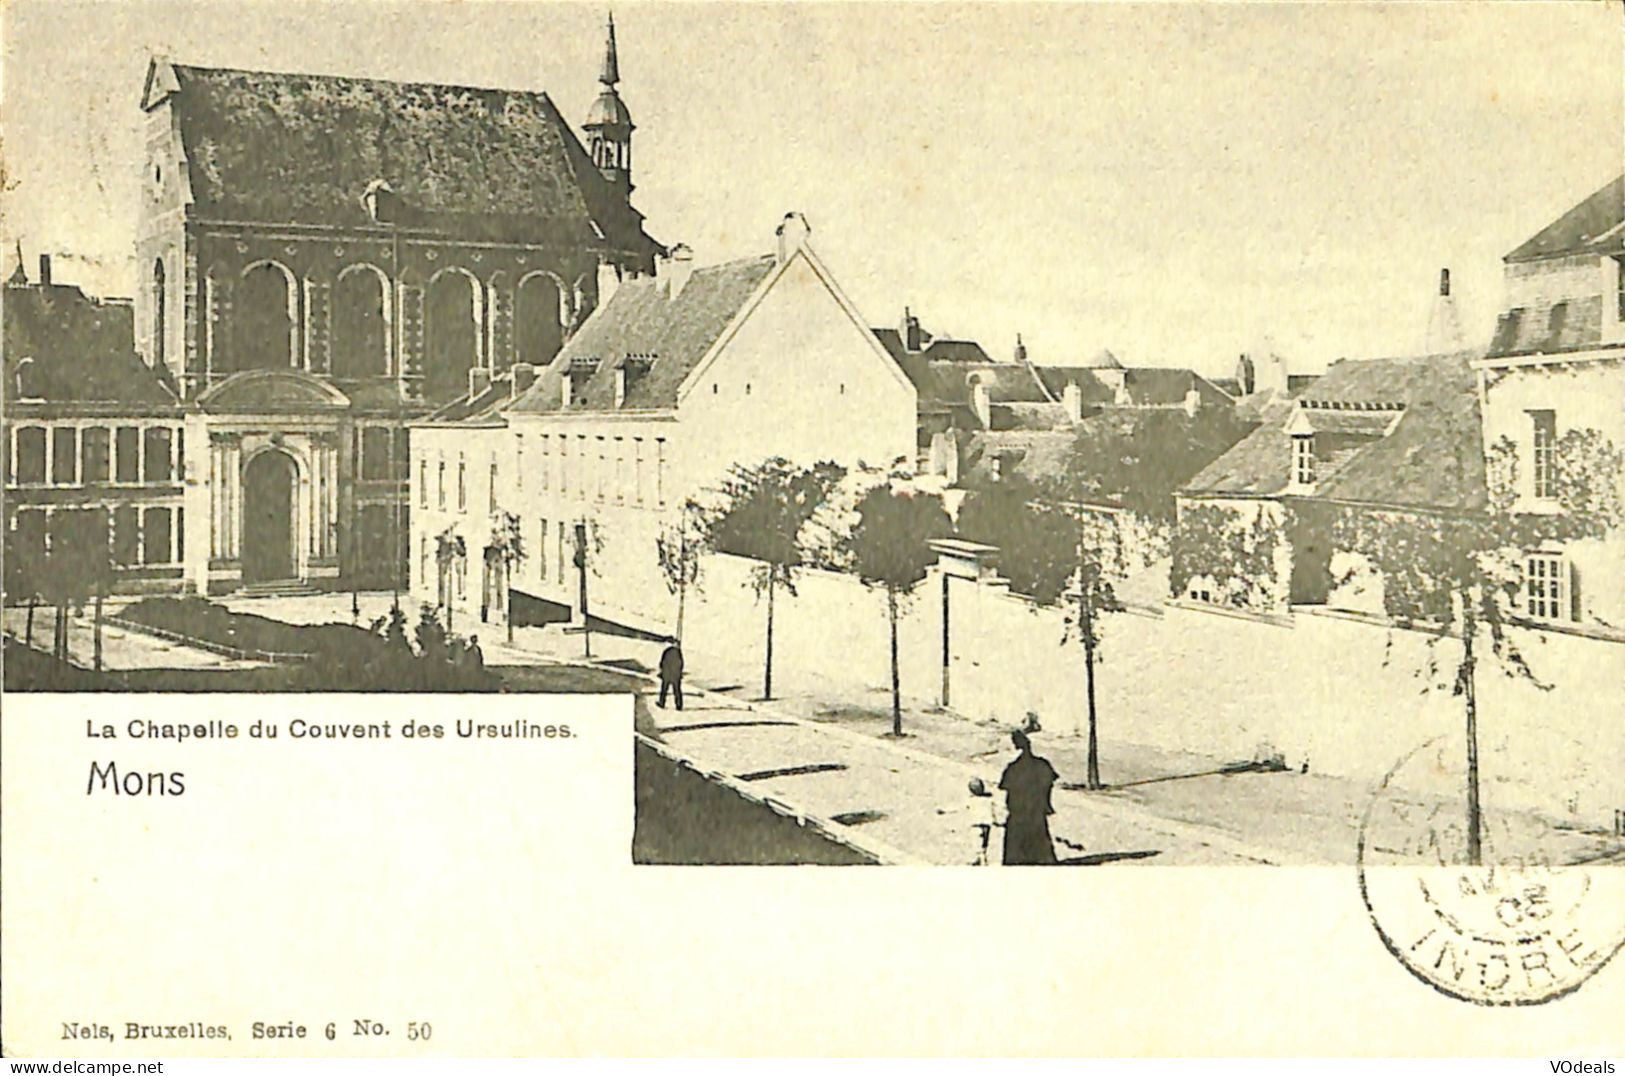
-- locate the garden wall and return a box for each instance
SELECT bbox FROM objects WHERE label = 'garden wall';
[683,552,1624,830]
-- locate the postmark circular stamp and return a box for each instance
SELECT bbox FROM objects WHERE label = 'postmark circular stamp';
[1358,738,1625,1006]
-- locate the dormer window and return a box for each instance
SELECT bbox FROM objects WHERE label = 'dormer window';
[1292,434,1316,487]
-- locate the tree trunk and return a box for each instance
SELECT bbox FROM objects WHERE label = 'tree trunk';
[25,597,36,646]
[675,579,687,644]
[889,585,901,737]
[1463,625,1482,867]
[1085,637,1101,790]
[763,572,775,701]
[1083,588,1101,789]
[94,594,104,673]
[506,568,515,645]
[54,605,67,662]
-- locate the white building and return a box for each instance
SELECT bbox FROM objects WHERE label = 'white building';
[1474,173,1625,630]
[410,215,918,634]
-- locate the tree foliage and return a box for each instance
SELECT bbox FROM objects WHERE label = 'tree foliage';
[847,486,954,595]
[705,457,847,598]
[701,456,846,699]
[1049,409,1258,524]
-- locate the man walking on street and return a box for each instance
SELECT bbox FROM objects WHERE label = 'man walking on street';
[998,730,1059,865]
[658,638,684,710]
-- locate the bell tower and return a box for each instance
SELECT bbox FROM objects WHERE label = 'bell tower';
[584,13,634,196]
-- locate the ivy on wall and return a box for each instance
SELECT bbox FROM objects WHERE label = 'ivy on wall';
[1169,500,1287,612]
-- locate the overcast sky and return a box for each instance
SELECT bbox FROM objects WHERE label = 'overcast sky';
[3,1,1620,376]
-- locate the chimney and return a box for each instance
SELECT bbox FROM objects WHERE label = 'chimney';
[560,370,573,409]
[901,307,922,352]
[1424,266,1465,354]
[1013,333,1027,364]
[1062,381,1082,423]
[614,367,627,408]
[511,362,537,398]
[38,254,52,287]
[666,243,694,299]
[775,211,811,265]
[1183,386,1202,417]
[596,259,623,308]
[970,374,991,429]
[468,366,492,399]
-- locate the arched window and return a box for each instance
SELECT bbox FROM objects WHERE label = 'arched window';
[424,270,480,402]
[152,259,167,367]
[516,274,564,366]
[332,267,389,380]
[233,263,296,372]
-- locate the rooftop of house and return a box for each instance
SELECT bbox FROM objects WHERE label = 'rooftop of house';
[1181,350,1485,511]
[964,406,1259,513]
[144,58,660,254]
[1487,295,1610,359]
[504,253,778,415]
[3,269,175,408]
[1505,173,1625,264]
[871,323,1052,417]
[1033,364,1233,408]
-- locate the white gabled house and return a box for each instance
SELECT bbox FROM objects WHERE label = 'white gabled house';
[409,214,918,634]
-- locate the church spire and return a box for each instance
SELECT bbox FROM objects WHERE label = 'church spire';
[600,11,620,87]
[584,11,634,196]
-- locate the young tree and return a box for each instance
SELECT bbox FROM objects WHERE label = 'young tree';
[703,456,846,700]
[847,485,953,735]
[434,529,465,632]
[656,499,706,642]
[488,510,526,643]
[1334,430,1623,865]
[959,485,1124,787]
[568,517,605,658]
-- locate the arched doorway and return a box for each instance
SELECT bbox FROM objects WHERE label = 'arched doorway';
[242,450,298,582]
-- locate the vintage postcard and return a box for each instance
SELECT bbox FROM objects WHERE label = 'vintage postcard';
[2,0,1622,1058]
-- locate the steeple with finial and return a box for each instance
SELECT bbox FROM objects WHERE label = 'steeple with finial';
[584,11,634,196]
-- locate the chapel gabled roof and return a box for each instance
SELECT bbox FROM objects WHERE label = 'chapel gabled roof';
[145,58,660,254]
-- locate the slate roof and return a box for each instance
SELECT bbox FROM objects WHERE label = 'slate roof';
[1033,365,1232,409]
[3,282,175,407]
[1181,351,1485,510]
[965,406,1258,509]
[872,329,995,368]
[1505,174,1625,263]
[988,401,1069,431]
[1487,295,1607,359]
[505,254,777,414]
[418,381,511,426]
[152,60,659,254]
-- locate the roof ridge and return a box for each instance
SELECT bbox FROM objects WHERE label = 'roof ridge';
[172,60,559,102]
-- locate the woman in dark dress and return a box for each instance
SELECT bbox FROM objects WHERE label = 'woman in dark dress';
[998,730,1059,865]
